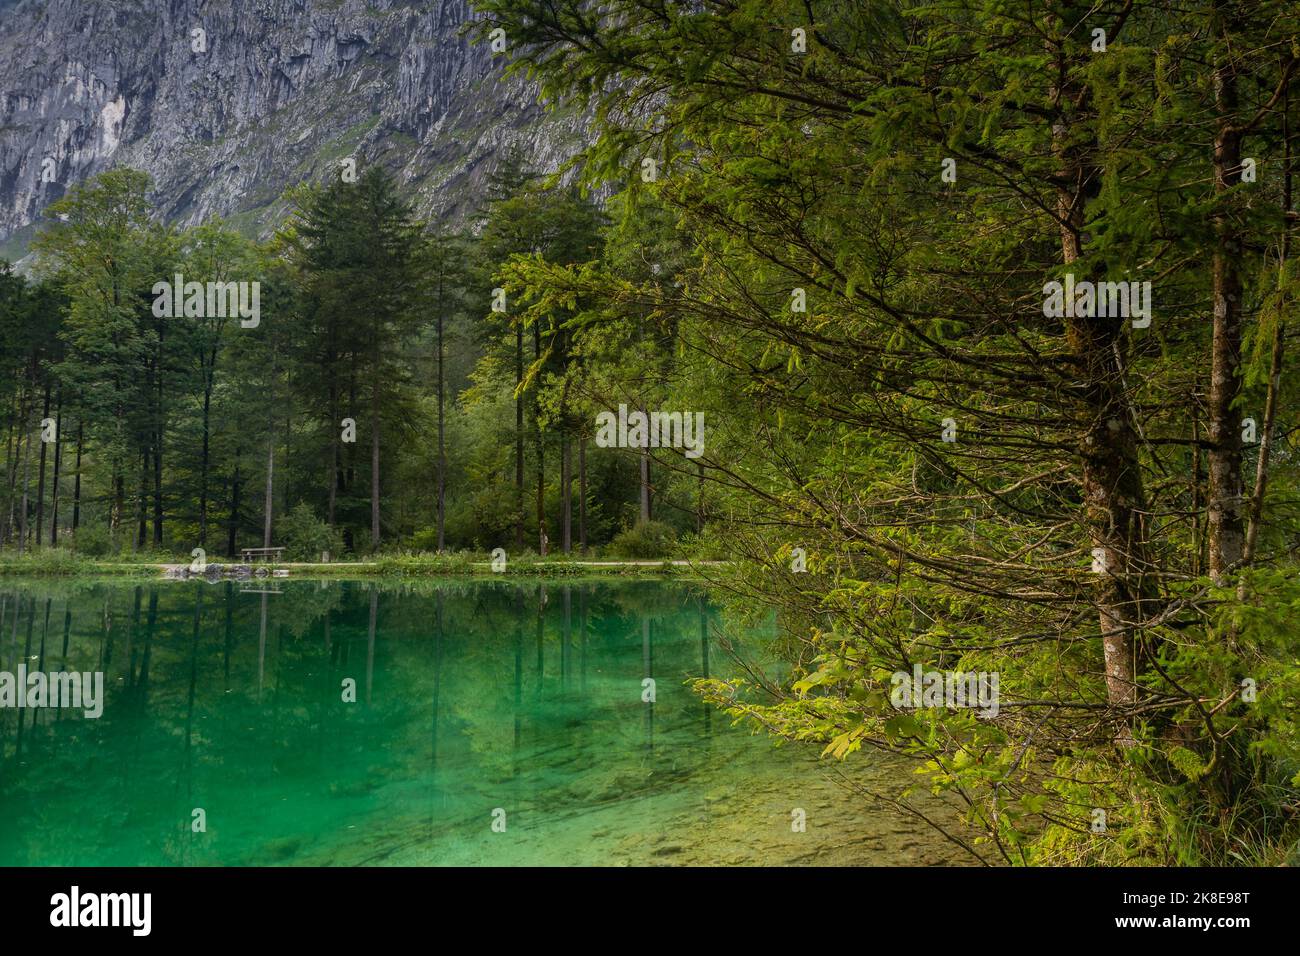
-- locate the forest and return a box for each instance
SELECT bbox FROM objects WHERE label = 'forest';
[0,159,688,561]
[2,0,1300,866]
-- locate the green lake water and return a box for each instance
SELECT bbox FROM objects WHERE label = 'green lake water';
[0,578,966,866]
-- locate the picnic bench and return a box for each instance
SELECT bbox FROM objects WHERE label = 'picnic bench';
[240,546,285,563]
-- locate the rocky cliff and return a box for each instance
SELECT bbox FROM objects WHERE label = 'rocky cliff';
[0,0,584,258]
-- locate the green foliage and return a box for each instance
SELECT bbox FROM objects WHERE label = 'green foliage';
[608,520,677,559]
[72,522,117,558]
[5,0,1300,867]
[278,502,344,561]
[476,0,1300,866]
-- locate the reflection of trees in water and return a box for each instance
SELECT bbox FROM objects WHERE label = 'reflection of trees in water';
[0,578,761,864]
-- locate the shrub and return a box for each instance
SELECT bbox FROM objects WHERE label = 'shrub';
[607,520,677,559]
[279,503,344,561]
[672,527,731,561]
[409,526,444,552]
[73,522,116,557]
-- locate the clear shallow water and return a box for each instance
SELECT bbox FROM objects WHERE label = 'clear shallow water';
[0,578,965,866]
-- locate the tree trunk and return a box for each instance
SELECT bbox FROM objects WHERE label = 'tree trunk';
[34,378,49,548]
[561,430,571,554]
[327,320,339,529]
[696,460,705,533]
[152,420,163,547]
[282,378,293,512]
[328,382,340,529]
[16,395,31,555]
[579,434,587,555]
[1243,89,1291,567]
[346,365,357,497]
[153,322,166,547]
[136,449,148,549]
[49,392,61,546]
[436,273,446,552]
[112,471,124,539]
[199,382,212,547]
[72,420,82,534]
[533,325,546,555]
[263,434,274,549]
[370,378,381,549]
[1051,43,1149,716]
[2,390,17,544]
[327,430,339,529]
[227,458,241,558]
[1207,10,1246,582]
[9,383,29,549]
[515,324,525,549]
[639,446,651,523]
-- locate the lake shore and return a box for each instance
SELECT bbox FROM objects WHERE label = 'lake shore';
[0,553,730,579]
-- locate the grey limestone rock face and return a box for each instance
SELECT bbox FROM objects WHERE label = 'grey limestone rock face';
[0,0,585,258]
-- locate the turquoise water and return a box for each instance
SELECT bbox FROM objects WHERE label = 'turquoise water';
[0,578,964,866]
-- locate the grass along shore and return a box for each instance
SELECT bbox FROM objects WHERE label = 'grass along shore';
[0,549,727,578]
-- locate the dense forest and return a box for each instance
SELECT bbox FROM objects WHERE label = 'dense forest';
[3,0,1300,866]
[0,160,693,561]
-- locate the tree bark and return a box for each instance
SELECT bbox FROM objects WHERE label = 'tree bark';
[1207,7,1246,582]
[327,424,339,530]
[227,457,241,558]
[1243,87,1292,567]
[199,381,213,547]
[1051,39,1149,715]
[71,420,82,534]
[34,377,49,548]
[534,325,546,555]
[436,270,446,552]
[153,325,165,547]
[49,391,61,546]
[345,365,357,498]
[2,389,17,544]
[515,324,525,549]
[112,471,124,540]
[696,460,705,533]
[152,420,163,547]
[370,377,381,549]
[578,434,587,554]
[326,320,339,529]
[136,449,148,549]
[639,446,651,523]
[15,385,32,555]
[263,434,274,549]
[561,430,571,554]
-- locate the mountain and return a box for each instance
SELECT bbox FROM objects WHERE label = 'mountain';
[0,0,585,259]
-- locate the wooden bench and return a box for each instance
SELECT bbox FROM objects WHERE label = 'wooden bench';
[240,547,285,563]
